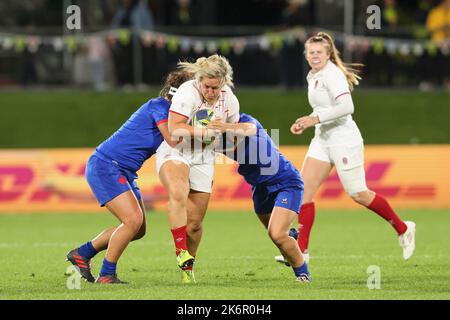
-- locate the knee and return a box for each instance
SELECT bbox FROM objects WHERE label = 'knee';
[168,185,189,205]
[350,191,372,206]
[187,220,202,234]
[268,229,286,247]
[350,193,363,204]
[123,212,144,234]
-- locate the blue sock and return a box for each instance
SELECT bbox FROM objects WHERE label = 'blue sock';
[100,258,117,276]
[293,262,309,277]
[78,241,97,260]
[289,228,298,240]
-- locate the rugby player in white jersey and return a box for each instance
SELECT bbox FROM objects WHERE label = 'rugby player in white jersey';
[156,54,255,283]
[276,32,415,266]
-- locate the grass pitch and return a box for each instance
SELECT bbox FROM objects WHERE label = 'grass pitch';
[0,210,449,300]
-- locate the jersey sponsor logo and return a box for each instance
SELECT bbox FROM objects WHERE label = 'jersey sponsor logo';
[282,198,288,204]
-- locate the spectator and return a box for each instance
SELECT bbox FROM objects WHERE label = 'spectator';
[426,0,450,42]
[416,0,435,25]
[111,0,154,30]
[382,0,399,27]
[168,0,196,26]
[88,36,110,91]
[110,0,154,86]
[278,0,313,89]
[281,0,313,27]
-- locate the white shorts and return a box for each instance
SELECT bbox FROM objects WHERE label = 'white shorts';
[306,139,368,195]
[156,141,215,193]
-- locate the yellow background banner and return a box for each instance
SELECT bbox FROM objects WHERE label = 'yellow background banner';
[0,146,449,213]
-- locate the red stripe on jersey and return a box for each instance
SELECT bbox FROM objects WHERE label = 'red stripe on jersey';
[156,119,168,126]
[335,92,350,100]
[169,110,189,119]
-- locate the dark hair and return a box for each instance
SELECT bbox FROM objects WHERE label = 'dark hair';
[159,70,193,99]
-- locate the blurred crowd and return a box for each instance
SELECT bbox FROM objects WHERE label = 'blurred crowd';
[0,0,449,89]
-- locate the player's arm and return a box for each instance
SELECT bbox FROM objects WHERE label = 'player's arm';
[208,93,256,136]
[214,131,247,155]
[157,120,181,148]
[292,95,354,134]
[207,120,257,136]
[315,93,354,123]
[294,70,353,129]
[168,111,215,140]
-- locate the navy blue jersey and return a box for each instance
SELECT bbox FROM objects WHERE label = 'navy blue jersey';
[225,113,303,189]
[95,97,169,172]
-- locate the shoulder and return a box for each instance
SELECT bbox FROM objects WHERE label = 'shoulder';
[323,61,343,77]
[175,80,196,95]
[220,86,239,110]
[222,85,239,104]
[221,85,237,98]
[322,62,346,83]
[147,96,167,105]
[146,97,168,110]
[172,80,198,102]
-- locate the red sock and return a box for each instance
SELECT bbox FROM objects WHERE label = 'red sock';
[298,202,315,253]
[171,225,188,256]
[367,194,407,235]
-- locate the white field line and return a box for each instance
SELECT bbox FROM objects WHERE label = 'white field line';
[0,241,171,248]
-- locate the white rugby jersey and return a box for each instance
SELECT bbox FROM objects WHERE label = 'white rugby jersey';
[157,79,240,164]
[169,79,240,125]
[307,61,363,145]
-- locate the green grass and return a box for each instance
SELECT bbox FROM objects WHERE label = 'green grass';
[0,210,449,300]
[1,89,449,148]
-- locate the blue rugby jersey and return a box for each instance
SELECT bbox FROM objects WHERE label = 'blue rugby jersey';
[225,113,303,188]
[95,97,169,171]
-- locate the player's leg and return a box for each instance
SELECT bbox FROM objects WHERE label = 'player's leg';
[70,183,146,268]
[182,163,214,283]
[158,159,194,268]
[338,164,415,260]
[269,209,310,282]
[332,142,415,260]
[269,187,311,282]
[90,187,147,253]
[185,162,214,256]
[93,190,144,283]
[179,190,211,284]
[275,155,331,265]
[260,213,298,266]
[298,155,333,255]
[268,208,304,267]
[186,191,211,257]
[67,155,142,283]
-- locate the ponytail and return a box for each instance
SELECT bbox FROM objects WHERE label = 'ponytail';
[306,32,363,91]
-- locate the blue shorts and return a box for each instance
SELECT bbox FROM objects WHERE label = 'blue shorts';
[252,184,303,215]
[85,154,142,207]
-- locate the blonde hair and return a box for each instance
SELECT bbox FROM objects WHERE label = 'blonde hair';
[177,54,234,88]
[305,32,363,91]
